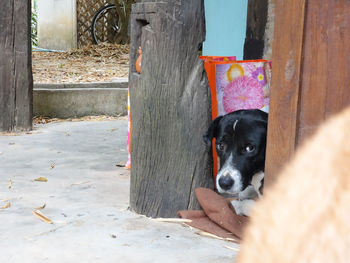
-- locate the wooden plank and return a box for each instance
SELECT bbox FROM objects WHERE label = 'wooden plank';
[323,1,350,119]
[266,0,350,188]
[297,0,328,143]
[297,0,350,145]
[264,0,306,186]
[0,0,33,132]
[129,1,213,218]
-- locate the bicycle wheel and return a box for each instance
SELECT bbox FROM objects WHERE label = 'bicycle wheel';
[91,4,120,44]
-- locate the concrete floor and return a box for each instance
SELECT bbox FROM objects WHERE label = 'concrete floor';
[0,120,238,262]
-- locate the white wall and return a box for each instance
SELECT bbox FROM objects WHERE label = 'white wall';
[37,0,77,50]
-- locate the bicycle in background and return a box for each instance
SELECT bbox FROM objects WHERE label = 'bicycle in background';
[91,0,137,44]
[91,3,121,44]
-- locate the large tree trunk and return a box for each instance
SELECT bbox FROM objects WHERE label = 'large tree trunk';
[129,0,213,218]
[0,0,33,132]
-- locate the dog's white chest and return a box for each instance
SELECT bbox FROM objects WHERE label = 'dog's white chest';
[233,172,264,216]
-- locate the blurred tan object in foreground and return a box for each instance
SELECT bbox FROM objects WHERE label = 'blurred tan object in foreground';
[238,107,350,263]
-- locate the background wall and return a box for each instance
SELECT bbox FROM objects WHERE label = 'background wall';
[203,0,248,59]
[37,0,77,50]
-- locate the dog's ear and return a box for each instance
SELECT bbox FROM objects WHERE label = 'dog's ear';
[203,116,223,146]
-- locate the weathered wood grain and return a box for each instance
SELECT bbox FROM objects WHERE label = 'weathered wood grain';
[265,0,306,186]
[0,0,33,132]
[129,1,213,217]
[265,0,350,187]
[297,0,350,144]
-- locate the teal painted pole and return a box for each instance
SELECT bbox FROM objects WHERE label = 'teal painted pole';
[203,0,248,59]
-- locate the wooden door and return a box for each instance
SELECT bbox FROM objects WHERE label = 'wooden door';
[265,0,350,186]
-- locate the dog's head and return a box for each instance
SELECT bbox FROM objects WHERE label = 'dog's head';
[204,109,268,195]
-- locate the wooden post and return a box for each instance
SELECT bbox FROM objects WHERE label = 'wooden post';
[128,1,214,218]
[0,0,33,132]
[244,0,268,59]
[265,0,350,187]
[264,0,306,186]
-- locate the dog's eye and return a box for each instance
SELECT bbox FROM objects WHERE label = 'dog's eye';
[216,142,225,151]
[244,145,255,153]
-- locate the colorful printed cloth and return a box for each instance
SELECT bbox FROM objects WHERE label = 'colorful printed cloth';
[201,58,271,181]
[215,60,271,115]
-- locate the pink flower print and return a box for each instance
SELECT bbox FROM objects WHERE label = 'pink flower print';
[223,76,264,113]
[242,63,256,75]
[264,97,270,107]
[252,67,266,86]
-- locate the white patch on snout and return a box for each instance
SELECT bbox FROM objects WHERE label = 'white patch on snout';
[216,154,242,194]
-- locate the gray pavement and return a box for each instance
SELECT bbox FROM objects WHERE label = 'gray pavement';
[0,119,238,262]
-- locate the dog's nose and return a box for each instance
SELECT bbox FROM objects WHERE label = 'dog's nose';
[218,173,234,190]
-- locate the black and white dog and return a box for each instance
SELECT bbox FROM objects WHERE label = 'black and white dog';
[203,109,268,216]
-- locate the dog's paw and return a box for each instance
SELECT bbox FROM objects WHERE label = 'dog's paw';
[231,199,256,216]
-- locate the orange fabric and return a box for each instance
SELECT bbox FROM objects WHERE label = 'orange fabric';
[202,59,219,183]
[201,56,237,183]
[203,61,219,120]
[205,59,269,65]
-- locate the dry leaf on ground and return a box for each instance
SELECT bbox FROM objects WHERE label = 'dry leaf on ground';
[0,202,11,209]
[33,210,53,224]
[116,162,126,167]
[35,204,46,210]
[33,115,126,125]
[32,43,129,84]
[34,177,48,182]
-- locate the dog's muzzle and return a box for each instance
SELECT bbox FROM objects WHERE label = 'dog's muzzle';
[218,170,234,190]
[216,167,242,194]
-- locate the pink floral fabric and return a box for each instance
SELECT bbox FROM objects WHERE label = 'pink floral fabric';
[223,76,264,113]
[215,61,271,115]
